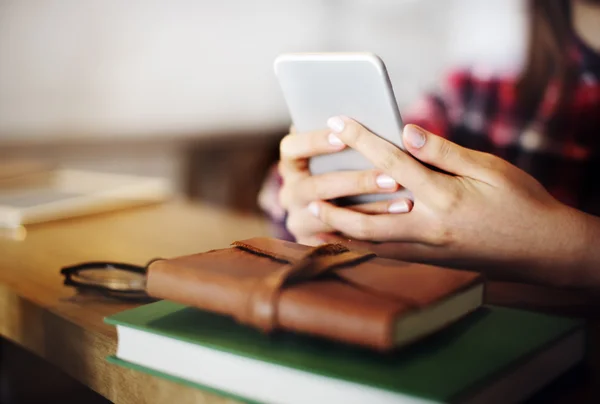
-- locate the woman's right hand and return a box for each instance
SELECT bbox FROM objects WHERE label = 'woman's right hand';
[279,122,411,245]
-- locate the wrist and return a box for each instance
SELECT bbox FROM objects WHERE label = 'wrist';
[544,205,600,288]
[500,203,593,289]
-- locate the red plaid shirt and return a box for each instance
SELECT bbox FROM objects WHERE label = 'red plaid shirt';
[407,36,600,215]
[260,35,600,237]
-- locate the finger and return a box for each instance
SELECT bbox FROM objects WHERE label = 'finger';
[402,124,499,180]
[286,208,335,239]
[317,234,456,265]
[363,242,476,269]
[316,234,386,253]
[319,235,450,264]
[280,129,346,162]
[326,116,441,199]
[278,158,308,182]
[349,198,413,214]
[282,170,401,207]
[258,179,286,220]
[316,233,383,255]
[309,201,422,242]
[316,234,399,255]
[296,235,327,247]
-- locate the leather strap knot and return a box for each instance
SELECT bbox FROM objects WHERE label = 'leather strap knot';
[231,241,376,333]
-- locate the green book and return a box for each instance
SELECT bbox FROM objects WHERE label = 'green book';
[105,301,584,404]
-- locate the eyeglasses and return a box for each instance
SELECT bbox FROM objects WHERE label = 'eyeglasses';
[60,259,162,302]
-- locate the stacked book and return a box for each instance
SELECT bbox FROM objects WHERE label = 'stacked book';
[106,238,585,404]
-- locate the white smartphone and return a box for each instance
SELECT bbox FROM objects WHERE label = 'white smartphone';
[274,52,411,205]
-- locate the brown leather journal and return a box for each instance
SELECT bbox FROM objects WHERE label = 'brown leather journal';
[146,237,484,351]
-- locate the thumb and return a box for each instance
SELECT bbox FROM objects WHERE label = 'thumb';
[402,124,488,178]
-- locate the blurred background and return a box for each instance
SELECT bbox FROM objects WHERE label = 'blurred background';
[0,0,527,212]
[0,2,528,400]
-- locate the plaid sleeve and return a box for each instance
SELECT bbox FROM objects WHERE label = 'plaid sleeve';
[258,163,285,220]
[258,163,296,241]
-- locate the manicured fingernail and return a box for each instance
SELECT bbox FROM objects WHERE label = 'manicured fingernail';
[308,202,319,216]
[327,116,345,133]
[388,201,410,213]
[404,126,426,149]
[375,174,397,189]
[328,133,344,147]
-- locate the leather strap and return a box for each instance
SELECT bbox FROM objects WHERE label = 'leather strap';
[232,240,376,332]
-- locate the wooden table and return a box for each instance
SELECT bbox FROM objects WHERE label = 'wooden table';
[0,201,270,403]
[0,201,598,403]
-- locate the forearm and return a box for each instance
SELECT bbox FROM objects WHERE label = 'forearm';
[509,206,600,290]
[569,208,600,288]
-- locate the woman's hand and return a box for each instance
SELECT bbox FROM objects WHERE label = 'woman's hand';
[278,123,411,245]
[312,117,595,288]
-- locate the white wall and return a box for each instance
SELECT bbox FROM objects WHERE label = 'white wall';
[0,0,526,140]
[329,0,526,105]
